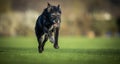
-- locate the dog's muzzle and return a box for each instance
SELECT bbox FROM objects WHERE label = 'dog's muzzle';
[49,20,60,31]
[53,20,60,28]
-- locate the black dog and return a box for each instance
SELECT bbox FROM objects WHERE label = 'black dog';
[35,3,61,53]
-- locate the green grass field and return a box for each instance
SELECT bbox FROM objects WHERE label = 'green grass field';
[0,36,120,64]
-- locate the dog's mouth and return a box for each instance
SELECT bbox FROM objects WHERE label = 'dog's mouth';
[53,23,58,27]
[53,20,59,27]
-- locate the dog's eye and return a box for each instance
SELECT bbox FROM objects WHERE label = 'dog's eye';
[57,15,60,17]
[51,15,56,17]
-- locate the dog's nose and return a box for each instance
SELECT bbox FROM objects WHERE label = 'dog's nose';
[55,18,59,23]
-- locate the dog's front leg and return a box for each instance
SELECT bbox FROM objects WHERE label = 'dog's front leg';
[37,36,43,53]
[54,27,59,49]
[43,27,49,34]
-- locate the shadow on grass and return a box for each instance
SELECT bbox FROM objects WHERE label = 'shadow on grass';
[46,48,120,55]
[0,47,120,55]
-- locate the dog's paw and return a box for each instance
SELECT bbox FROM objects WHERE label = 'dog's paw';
[54,45,59,49]
[38,50,43,53]
[38,46,43,53]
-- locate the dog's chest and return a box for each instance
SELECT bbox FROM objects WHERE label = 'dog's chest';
[49,25,54,31]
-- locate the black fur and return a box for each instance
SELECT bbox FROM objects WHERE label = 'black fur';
[35,3,61,53]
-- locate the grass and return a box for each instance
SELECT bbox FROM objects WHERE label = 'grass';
[0,36,120,64]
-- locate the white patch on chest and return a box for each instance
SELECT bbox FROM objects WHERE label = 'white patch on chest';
[49,25,54,31]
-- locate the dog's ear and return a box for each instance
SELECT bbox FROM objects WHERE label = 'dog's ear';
[47,2,51,7]
[57,4,60,9]
[57,4,61,13]
[47,2,52,12]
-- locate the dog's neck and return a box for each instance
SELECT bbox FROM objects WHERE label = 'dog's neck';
[42,8,49,20]
[41,9,53,27]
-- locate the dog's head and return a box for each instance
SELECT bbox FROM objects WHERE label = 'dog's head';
[46,3,61,27]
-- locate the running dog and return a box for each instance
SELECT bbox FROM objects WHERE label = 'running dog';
[35,3,61,53]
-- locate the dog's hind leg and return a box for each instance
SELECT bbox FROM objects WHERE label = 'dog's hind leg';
[41,34,48,51]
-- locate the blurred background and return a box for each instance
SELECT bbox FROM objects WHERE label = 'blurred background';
[0,0,120,38]
[0,0,120,64]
